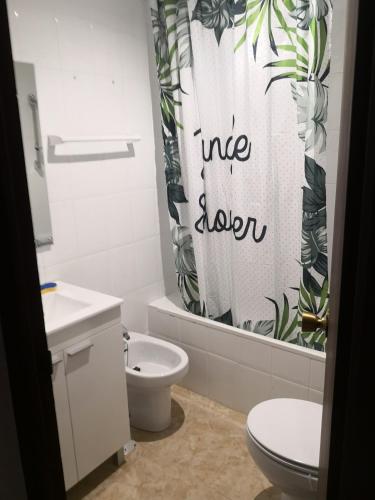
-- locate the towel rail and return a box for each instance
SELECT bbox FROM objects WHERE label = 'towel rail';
[47,135,141,163]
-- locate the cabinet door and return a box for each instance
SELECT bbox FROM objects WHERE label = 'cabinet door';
[51,351,78,490]
[64,325,130,480]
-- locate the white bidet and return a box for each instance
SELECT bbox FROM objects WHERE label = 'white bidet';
[125,332,189,432]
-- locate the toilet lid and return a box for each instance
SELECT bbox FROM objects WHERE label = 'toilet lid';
[247,399,322,469]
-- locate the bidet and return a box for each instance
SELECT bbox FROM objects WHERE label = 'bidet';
[125,332,189,431]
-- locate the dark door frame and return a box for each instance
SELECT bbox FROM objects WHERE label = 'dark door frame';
[318,0,373,498]
[0,2,65,499]
[0,0,374,499]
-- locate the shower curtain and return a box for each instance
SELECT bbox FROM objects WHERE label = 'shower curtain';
[150,0,331,351]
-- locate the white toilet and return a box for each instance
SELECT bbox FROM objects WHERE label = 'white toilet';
[124,332,189,432]
[246,399,322,500]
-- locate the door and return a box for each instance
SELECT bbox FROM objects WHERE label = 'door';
[64,325,130,480]
[317,1,374,498]
[51,351,78,490]
[0,3,65,499]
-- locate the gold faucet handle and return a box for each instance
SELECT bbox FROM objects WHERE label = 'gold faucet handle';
[301,312,328,334]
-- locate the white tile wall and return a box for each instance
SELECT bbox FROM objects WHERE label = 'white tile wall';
[309,389,324,405]
[148,308,180,341]
[232,363,272,414]
[179,318,210,351]
[206,353,235,406]
[148,300,326,415]
[271,348,310,386]
[123,281,165,333]
[7,0,165,332]
[271,377,309,401]
[310,359,326,392]
[178,342,209,397]
[206,326,272,373]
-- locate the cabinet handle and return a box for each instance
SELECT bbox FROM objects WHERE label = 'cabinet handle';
[51,354,63,366]
[66,340,93,357]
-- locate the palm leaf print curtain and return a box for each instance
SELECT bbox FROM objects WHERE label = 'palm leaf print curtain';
[150,0,331,351]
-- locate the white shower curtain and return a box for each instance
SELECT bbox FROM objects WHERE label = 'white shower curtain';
[150,0,331,351]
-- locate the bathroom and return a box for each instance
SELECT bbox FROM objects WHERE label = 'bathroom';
[0,1,372,499]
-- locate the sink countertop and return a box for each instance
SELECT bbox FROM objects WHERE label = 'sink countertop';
[42,281,123,335]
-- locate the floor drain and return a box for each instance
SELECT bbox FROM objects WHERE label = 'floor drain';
[123,440,137,456]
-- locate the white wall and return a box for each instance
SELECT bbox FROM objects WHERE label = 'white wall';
[327,0,349,271]
[7,0,165,332]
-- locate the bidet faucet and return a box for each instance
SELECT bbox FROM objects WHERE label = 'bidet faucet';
[122,326,129,366]
[122,325,130,341]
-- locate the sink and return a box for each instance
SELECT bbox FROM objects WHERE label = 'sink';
[41,282,123,335]
[42,293,90,325]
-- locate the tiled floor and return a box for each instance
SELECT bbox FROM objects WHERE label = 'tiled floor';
[68,386,280,500]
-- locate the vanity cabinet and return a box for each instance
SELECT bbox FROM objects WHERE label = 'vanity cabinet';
[51,316,130,490]
[52,351,78,489]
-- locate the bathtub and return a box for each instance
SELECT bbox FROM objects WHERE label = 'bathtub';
[148,295,325,414]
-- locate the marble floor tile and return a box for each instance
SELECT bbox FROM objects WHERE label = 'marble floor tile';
[67,385,274,500]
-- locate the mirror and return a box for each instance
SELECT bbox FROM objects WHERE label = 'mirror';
[14,61,53,247]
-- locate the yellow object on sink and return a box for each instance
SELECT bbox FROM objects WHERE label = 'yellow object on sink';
[40,282,58,294]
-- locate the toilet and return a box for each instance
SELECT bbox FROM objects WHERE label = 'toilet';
[124,332,189,432]
[246,399,322,500]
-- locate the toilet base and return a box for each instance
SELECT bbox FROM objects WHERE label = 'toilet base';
[247,431,318,500]
[128,385,171,432]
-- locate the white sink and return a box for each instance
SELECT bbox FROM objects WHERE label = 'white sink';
[42,293,90,325]
[42,282,123,335]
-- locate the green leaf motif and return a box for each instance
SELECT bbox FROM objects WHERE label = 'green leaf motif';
[301,155,328,283]
[150,0,331,352]
[302,155,326,213]
[297,277,328,350]
[302,268,322,296]
[242,319,274,336]
[151,6,169,62]
[294,0,330,30]
[167,183,188,224]
[164,137,181,184]
[291,78,328,154]
[214,309,234,326]
[302,186,324,213]
[174,0,194,68]
[305,154,326,199]
[173,226,197,276]
[235,0,294,55]
[301,227,327,274]
[192,0,246,45]
[266,293,299,342]
[302,207,326,232]
[172,226,202,314]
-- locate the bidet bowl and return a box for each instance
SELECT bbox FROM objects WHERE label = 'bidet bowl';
[124,332,189,431]
[125,332,188,388]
